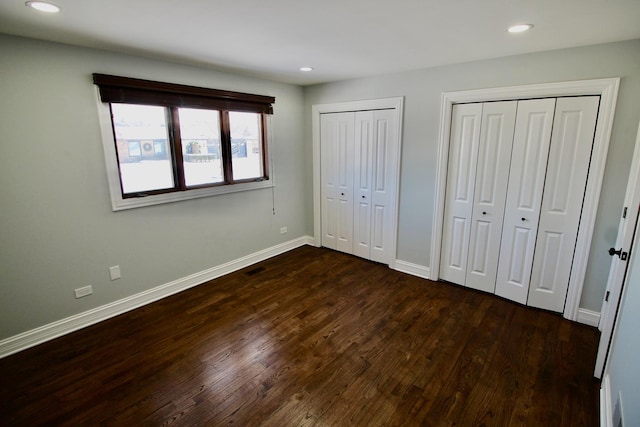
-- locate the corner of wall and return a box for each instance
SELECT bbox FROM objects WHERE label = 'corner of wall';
[0,236,314,359]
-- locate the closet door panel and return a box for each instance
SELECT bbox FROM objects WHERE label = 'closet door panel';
[353,111,374,259]
[370,109,397,264]
[336,113,355,253]
[505,226,535,285]
[440,103,483,285]
[337,196,352,252]
[320,113,339,250]
[321,112,355,254]
[495,98,556,304]
[528,96,600,311]
[466,101,517,293]
[372,205,386,254]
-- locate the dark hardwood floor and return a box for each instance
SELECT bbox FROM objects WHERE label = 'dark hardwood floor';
[0,246,600,426]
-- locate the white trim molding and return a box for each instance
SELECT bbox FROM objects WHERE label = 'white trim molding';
[393,260,431,280]
[0,236,314,359]
[577,308,601,328]
[600,374,613,427]
[312,97,404,266]
[431,78,620,322]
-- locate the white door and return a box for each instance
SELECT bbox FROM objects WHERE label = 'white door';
[466,101,517,293]
[353,111,374,259]
[440,103,483,285]
[495,98,556,304]
[320,113,338,250]
[594,121,640,378]
[321,108,399,263]
[321,112,355,253]
[528,96,600,312]
[353,109,399,264]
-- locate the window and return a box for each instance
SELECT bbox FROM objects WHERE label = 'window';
[93,74,274,210]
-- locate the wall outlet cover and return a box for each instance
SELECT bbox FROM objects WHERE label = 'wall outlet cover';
[74,286,93,299]
[109,265,121,281]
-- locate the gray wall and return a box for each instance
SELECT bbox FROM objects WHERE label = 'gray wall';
[605,215,640,425]
[0,35,306,340]
[304,39,640,312]
[2,33,639,342]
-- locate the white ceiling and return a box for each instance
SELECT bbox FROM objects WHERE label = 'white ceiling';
[1,0,639,86]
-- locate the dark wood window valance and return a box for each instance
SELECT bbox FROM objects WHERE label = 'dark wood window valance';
[93,74,275,114]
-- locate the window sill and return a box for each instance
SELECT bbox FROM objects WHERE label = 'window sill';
[110,179,274,211]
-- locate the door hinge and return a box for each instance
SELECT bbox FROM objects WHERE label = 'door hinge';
[623,207,627,219]
[605,291,610,302]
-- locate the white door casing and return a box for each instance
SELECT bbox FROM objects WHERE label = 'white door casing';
[314,98,404,266]
[528,96,600,312]
[432,78,619,322]
[466,101,517,293]
[594,120,640,378]
[439,103,483,285]
[495,98,556,305]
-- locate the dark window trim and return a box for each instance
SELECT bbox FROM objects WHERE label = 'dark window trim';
[93,74,274,114]
[94,74,274,199]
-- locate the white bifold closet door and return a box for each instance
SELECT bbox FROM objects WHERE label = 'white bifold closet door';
[353,109,397,263]
[321,112,355,254]
[440,96,600,313]
[439,103,483,285]
[494,98,556,304]
[321,109,398,264]
[466,101,517,293]
[526,96,600,311]
[440,101,518,291]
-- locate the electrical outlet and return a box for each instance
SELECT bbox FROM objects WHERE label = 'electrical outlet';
[74,285,93,299]
[109,265,121,281]
[280,227,288,234]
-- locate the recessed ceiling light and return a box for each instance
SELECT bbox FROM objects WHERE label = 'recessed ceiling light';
[25,1,61,13]
[300,67,314,72]
[507,24,533,33]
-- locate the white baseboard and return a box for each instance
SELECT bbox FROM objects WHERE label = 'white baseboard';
[0,236,314,359]
[1,240,599,359]
[392,260,431,280]
[577,308,601,327]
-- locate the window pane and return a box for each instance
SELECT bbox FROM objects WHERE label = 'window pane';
[229,112,263,180]
[178,108,223,186]
[111,104,174,194]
